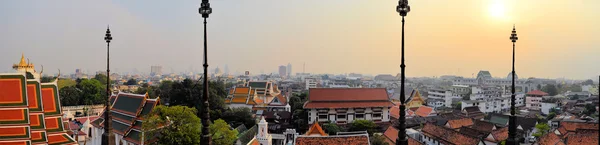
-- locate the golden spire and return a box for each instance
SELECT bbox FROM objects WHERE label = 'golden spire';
[19,53,27,66]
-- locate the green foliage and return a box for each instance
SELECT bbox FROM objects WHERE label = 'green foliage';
[290,92,309,132]
[542,84,558,96]
[583,104,597,116]
[454,102,462,110]
[26,72,34,79]
[370,134,390,145]
[126,78,137,85]
[142,106,202,145]
[94,74,116,85]
[570,94,580,100]
[547,112,556,120]
[533,123,550,137]
[210,119,239,145]
[569,84,582,92]
[349,120,377,135]
[57,79,76,89]
[221,107,256,128]
[582,79,595,85]
[322,122,341,135]
[60,78,106,106]
[40,76,55,83]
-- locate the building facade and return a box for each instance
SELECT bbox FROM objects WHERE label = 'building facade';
[304,88,393,124]
[525,90,548,110]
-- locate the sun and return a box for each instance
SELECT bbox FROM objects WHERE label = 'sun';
[488,1,506,19]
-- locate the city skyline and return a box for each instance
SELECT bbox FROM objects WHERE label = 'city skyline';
[1,0,599,79]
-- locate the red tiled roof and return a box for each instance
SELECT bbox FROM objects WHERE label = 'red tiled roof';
[446,118,473,129]
[471,120,495,133]
[422,123,480,145]
[487,127,508,142]
[390,106,400,119]
[305,123,327,136]
[558,122,599,135]
[415,106,434,117]
[538,133,565,145]
[304,101,393,109]
[565,133,598,145]
[308,88,390,101]
[383,126,423,145]
[296,135,369,145]
[527,90,548,96]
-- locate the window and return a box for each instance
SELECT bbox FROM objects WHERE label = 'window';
[89,127,92,137]
[337,114,346,119]
[373,113,382,118]
[355,114,365,119]
[318,115,328,120]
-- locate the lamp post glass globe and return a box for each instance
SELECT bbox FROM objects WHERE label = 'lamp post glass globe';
[199,2,212,18]
[397,0,410,16]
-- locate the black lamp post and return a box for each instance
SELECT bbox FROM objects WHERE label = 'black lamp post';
[101,27,115,145]
[507,25,519,145]
[199,1,213,145]
[396,0,410,145]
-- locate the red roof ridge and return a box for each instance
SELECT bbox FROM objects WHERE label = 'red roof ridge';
[305,123,327,136]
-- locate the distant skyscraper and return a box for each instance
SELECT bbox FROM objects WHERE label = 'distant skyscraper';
[150,66,163,76]
[287,63,292,77]
[279,65,287,77]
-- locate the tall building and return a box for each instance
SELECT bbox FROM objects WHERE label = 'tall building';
[278,65,287,77]
[150,66,163,76]
[286,63,292,77]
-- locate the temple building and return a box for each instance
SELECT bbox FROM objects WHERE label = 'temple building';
[225,81,291,113]
[304,88,393,124]
[90,92,160,145]
[0,55,77,145]
[405,89,426,109]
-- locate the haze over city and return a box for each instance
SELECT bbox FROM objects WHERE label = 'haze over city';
[1,0,599,79]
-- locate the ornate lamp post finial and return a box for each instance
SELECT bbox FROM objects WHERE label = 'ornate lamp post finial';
[396,0,410,145]
[507,25,519,145]
[101,26,115,145]
[199,1,212,145]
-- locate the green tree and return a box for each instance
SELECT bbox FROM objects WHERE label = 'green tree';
[583,104,597,116]
[546,112,556,120]
[59,86,82,106]
[57,79,76,89]
[210,119,239,145]
[221,107,256,128]
[541,84,558,96]
[322,122,342,135]
[289,92,309,132]
[570,94,580,100]
[126,78,137,85]
[40,76,55,83]
[349,120,377,135]
[78,79,106,105]
[537,84,542,90]
[582,79,595,85]
[370,134,390,145]
[532,123,550,137]
[569,84,583,92]
[142,106,201,145]
[453,102,462,110]
[94,74,113,85]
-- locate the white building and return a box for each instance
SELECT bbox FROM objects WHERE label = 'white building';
[305,79,318,90]
[461,86,524,113]
[525,90,549,110]
[304,88,393,124]
[427,85,468,108]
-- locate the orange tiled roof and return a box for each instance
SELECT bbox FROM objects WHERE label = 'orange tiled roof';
[447,118,474,129]
[487,127,508,142]
[527,90,549,96]
[305,123,327,136]
[234,87,250,94]
[558,122,599,135]
[390,106,400,119]
[304,102,393,109]
[308,88,390,101]
[538,133,565,145]
[415,106,434,117]
[565,133,598,145]
[422,123,480,145]
[296,135,369,145]
[231,97,248,103]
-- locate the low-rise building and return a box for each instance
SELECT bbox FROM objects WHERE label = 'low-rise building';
[304,88,394,124]
[526,90,549,110]
[421,123,484,145]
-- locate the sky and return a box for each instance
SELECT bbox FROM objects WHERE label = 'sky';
[1,0,599,80]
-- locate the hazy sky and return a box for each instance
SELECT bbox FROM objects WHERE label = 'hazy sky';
[1,0,599,79]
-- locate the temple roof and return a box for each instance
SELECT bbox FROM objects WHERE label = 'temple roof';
[305,123,327,136]
[0,73,76,145]
[91,92,160,144]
